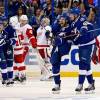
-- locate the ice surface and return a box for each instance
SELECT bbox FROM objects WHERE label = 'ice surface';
[0,77,100,100]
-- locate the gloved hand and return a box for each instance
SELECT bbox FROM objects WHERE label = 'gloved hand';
[54,36,63,46]
[58,32,65,37]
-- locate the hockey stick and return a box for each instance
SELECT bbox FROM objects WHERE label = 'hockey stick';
[88,28,100,33]
[57,28,100,39]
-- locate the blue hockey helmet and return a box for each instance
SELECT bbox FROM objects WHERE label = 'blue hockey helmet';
[0,16,8,27]
[70,8,81,15]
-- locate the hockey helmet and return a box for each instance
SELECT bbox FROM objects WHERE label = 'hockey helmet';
[41,17,50,26]
[70,8,81,15]
[20,15,28,21]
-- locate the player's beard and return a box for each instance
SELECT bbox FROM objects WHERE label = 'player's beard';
[0,26,4,33]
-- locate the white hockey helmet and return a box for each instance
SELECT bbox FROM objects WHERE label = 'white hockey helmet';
[20,15,28,21]
[41,17,50,26]
[9,16,18,28]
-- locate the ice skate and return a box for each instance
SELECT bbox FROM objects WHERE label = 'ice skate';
[52,84,61,94]
[75,84,83,94]
[2,80,11,87]
[19,75,26,83]
[13,75,20,82]
[84,80,95,94]
[9,79,14,85]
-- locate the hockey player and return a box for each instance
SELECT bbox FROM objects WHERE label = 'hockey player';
[0,18,16,86]
[51,15,73,93]
[92,35,100,64]
[69,8,96,93]
[36,17,52,81]
[95,35,100,63]
[13,15,37,82]
[9,16,26,82]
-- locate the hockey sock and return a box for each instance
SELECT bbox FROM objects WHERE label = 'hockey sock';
[2,73,8,80]
[54,75,60,85]
[86,74,94,84]
[18,66,26,78]
[13,66,18,74]
[79,75,85,84]
[7,67,13,79]
[8,71,13,79]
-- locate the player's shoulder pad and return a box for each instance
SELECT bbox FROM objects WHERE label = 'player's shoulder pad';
[25,24,32,29]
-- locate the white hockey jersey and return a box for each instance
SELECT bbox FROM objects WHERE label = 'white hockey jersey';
[37,26,51,49]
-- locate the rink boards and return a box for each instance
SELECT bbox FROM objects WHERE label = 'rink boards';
[25,46,100,77]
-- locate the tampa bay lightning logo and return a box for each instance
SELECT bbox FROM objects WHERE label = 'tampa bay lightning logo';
[7,50,12,55]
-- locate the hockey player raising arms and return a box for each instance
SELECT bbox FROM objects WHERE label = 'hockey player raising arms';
[0,18,16,86]
[69,8,96,93]
[51,15,73,93]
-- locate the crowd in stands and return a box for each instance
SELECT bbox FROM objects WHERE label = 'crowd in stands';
[0,0,99,35]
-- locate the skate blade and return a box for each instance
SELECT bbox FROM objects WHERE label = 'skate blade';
[52,90,60,94]
[6,84,13,87]
[76,91,82,94]
[85,90,95,94]
[2,84,11,87]
[20,81,26,85]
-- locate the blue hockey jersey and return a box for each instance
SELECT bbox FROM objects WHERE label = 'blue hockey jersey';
[71,16,95,45]
[4,25,17,46]
[0,31,6,47]
[52,24,72,46]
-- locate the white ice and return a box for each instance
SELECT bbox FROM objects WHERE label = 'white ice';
[0,77,100,100]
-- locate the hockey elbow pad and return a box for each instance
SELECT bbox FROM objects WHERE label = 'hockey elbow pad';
[26,29,37,48]
[96,38,100,63]
[30,38,37,48]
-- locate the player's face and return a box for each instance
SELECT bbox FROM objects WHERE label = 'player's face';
[0,24,4,32]
[20,19,27,26]
[59,17,66,27]
[69,13,75,21]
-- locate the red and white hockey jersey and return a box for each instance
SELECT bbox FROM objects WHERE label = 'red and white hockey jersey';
[92,35,100,64]
[14,23,37,62]
[96,35,100,63]
[19,24,37,48]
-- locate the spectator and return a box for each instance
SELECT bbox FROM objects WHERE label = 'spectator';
[29,8,44,37]
[14,0,27,15]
